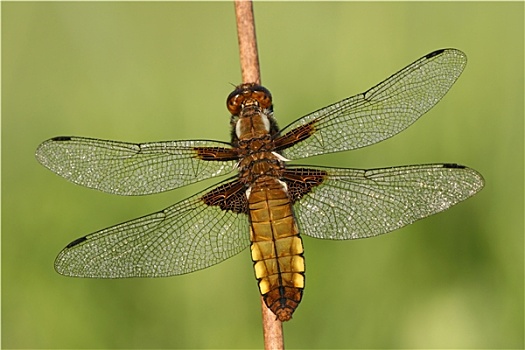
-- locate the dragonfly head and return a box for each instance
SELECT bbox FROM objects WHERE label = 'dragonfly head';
[227,83,273,116]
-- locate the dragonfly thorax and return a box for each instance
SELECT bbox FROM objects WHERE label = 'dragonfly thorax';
[235,107,272,140]
[237,150,285,185]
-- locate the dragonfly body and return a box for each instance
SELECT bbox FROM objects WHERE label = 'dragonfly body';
[36,49,484,321]
[230,84,316,320]
[247,176,304,321]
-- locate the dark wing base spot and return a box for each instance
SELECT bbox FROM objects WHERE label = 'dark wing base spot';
[200,180,248,214]
[282,168,327,203]
[273,121,317,152]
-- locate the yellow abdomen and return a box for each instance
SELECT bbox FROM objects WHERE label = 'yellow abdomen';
[248,177,305,321]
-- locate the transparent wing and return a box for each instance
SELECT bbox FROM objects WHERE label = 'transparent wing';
[292,164,484,240]
[36,136,237,195]
[54,179,250,278]
[280,49,467,160]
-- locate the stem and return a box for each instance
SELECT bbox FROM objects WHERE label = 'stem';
[260,295,284,350]
[233,1,284,349]
[234,0,261,85]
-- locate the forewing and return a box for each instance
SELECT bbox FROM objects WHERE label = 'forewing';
[36,136,237,195]
[278,49,467,159]
[292,164,484,240]
[54,179,250,277]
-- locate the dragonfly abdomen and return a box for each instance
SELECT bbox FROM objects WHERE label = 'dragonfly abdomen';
[248,177,305,321]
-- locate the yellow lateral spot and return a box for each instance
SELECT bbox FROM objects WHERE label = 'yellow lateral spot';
[259,278,270,294]
[254,261,268,279]
[251,241,275,261]
[292,255,305,272]
[293,273,305,288]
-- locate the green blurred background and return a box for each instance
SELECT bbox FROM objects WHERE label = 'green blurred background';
[3,2,523,349]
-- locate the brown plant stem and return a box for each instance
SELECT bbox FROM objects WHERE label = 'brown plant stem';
[233,1,284,349]
[260,295,284,350]
[234,0,261,85]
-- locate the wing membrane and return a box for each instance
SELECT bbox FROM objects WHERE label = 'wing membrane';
[292,164,484,240]
[36,137,236,195]
[54,178,250,278]
[280,49,467,159]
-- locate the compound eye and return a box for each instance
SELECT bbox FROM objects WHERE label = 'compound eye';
[252,89,272,109]
[226,93,244,115]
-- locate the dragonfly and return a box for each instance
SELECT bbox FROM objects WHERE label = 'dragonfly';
[36,48,484,322]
